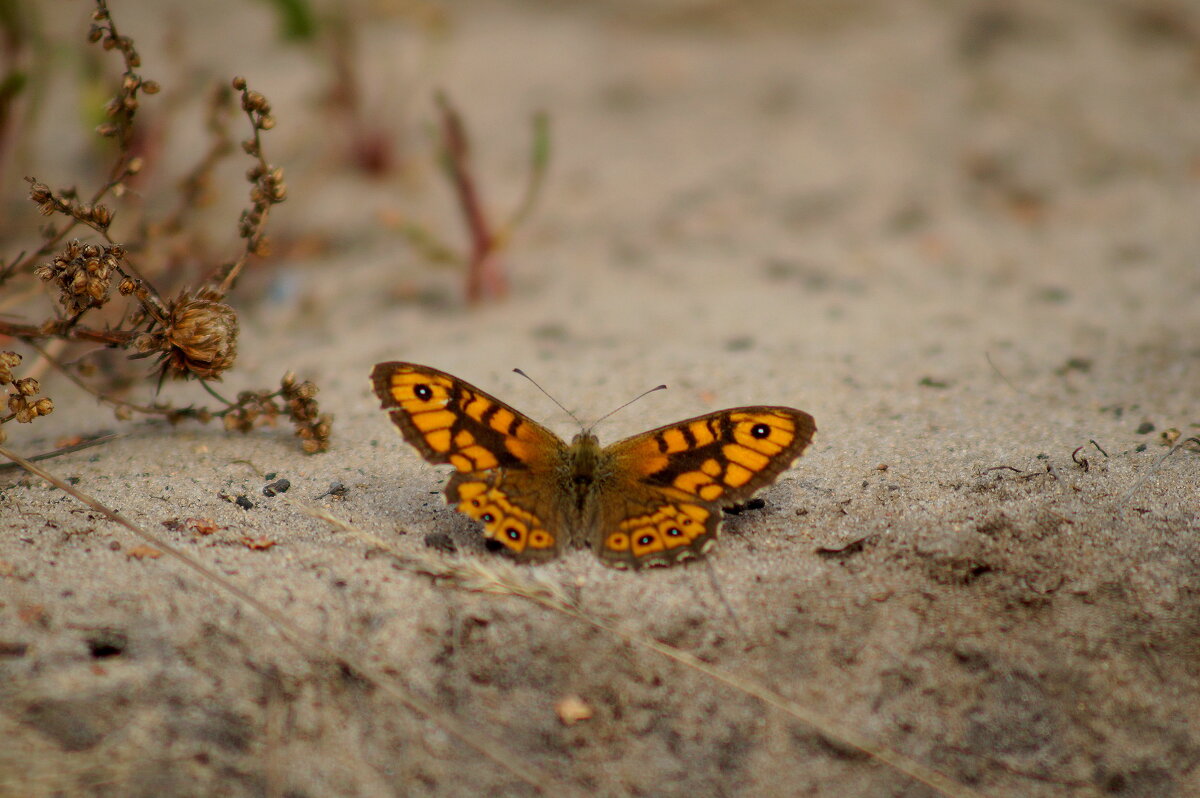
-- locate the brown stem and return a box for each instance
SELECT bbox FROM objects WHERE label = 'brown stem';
[0,319,136,347]
[435,92,504,304]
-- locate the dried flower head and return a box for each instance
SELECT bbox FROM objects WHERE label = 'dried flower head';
[0,352,21,385]
[137,289,239,381]
[25,179,113,230]
[281,371,332,453]
[4,358,53,425]
[34,239,126,315]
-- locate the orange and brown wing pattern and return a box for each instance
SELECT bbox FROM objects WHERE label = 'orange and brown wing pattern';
[594,406,816,569]
[371,362,567,562]
[370,361,564,473]
[607,406,816,505]
[594,495,719,570]
[445,470,560,561]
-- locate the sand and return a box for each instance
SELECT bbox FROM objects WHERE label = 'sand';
[2,1,1199,795]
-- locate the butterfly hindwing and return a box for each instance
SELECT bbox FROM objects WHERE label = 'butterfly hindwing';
[592,492,720,569]
[446,470,561,561]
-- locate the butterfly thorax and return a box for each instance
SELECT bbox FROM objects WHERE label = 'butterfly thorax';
[565,431,604,512]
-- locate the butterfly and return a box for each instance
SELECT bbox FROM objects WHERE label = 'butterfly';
[370,362,817,570]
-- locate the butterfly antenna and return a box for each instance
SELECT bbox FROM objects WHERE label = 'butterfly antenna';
[512,368,584,427]
[589,383,668,430]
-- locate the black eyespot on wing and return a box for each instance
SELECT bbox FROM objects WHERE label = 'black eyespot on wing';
[414,383,433,401]
[482,513,495,523]
[751,423,771,439]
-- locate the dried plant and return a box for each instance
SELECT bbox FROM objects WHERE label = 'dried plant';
[0,0,330,453]
[0,351,52,444]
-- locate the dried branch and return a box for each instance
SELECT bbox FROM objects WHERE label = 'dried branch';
[0,1,328,453]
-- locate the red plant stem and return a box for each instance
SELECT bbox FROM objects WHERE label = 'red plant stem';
[435,93,505,304]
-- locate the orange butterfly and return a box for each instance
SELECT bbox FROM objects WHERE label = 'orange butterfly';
[372,362,816,569]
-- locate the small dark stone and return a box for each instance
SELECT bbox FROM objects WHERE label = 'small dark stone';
[1135,421,1155,434]
[321,482,348,499]
[262,478,291,497]
[85,629,127,658]
[235,495,254,511]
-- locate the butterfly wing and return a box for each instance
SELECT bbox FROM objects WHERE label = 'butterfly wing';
[371,362,567,560]
[594,406,816,569]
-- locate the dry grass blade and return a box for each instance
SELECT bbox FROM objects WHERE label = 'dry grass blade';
[301,504,986,798]
[0,433,119,472]
[1120,436,1200,505]
[0,445,580,798]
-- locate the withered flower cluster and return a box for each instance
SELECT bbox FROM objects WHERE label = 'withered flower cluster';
[34,239,126,315]
[232,77,286,258]
[87,1,159,146]
[0,1,332,455]
[282,372,332,453]
[27,180,115,231]
[221,373,332,453]
[1,352,54,443]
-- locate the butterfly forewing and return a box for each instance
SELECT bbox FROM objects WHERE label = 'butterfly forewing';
[371,361,565,473]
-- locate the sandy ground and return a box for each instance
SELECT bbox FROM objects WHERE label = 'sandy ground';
[2,1,1200,795]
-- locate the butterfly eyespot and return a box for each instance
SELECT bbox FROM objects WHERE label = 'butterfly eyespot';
[413,383,433,401]
[666,527,682,537]
[638,534,654,546]
[751,423,771,439]
[471,499,480,507]
[482,513,495,523]
[606,532,630,551]
[505,527,521,540]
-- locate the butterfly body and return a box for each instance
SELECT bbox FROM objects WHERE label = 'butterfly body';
[372,362,816,570]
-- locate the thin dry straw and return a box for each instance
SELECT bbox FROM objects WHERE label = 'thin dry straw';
[304,502,989,798]
[1120,437,1200,505]
[0,444,581,798]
